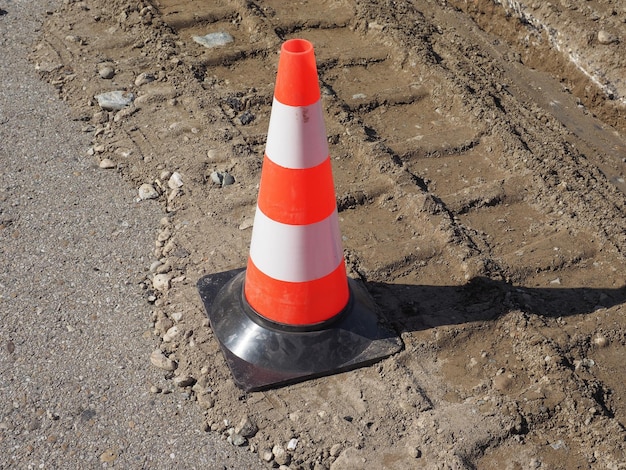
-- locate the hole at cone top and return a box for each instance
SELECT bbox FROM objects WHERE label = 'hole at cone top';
[282,38,313,55]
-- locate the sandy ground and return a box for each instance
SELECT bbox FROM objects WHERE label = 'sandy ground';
[11,0,626,468]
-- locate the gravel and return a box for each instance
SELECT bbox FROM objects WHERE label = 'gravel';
[0,1,258,468]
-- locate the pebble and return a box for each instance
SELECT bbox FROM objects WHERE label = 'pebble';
[98,65,115,79]
[135,72,155,86]
[210,171,223,185]
[154,315,173,334]
[272,445,290,466]
[138,183,159,200]
[597,30,617,45]
[192,32,234,48]
[157,228,171,242]
[287,438,298,451]
[227,433,247,447]
[168,172,183,189]
[173,375,196,387]
[592,334,609,348]
[171,311,183,322]
[94,91,135,111]
[156,261,172,274]
[234,416,258,438]
[99,158,115,169]
[238,218,254,230]
[261,448,274,462]
[162,325,179,342]
[152,273,171,292]
[149,349,177,371]
[150,385,162,394]
[222,172,235,186]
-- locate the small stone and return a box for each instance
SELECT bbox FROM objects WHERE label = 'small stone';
[135,72,155,86]
[210,171,223,185]
[163,325,179,342]
[150,385,161,393]
[171,311,183,322]
[154,315,174,334]
[99,158,115,169]
[272,445,290,466]
[330,444,343,457]
[238,218,253,230]
[197,393,215,409]
[234,416,258,438]
[95,90,135,111]
[138,183,159,200]
[592,334,609,348]
[173,375,196,387]
[192,32,234,48]
[222,172,235,187]
[152,273,171,292]
[168,172,183,189]
[239,111,254,125]
[287,438,298,451]
[261,448,274,462]
[150,349,177,371]
[598,30,617,45]
[98,65,115,79]
[228,433,247,446]
[409,446,422,458]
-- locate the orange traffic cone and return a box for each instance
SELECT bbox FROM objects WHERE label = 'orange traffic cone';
[197,39,401,391]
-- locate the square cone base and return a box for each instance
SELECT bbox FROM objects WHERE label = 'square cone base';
[197,269,403,392]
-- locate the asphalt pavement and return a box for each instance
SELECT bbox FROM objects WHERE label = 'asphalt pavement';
[0,1,258,468]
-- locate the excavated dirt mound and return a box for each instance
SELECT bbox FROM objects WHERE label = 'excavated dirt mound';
[31,0,626,468]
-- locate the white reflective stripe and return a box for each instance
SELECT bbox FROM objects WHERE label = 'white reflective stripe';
[249,206,344,282]
[265,98,329,169]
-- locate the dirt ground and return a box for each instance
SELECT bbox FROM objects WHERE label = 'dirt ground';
[30,0,626,468]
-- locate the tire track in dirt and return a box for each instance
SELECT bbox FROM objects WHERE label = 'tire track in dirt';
[30,0,626,468]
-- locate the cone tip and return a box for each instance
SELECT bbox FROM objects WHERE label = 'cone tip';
[282,38,314,55]
[275,38,320,107]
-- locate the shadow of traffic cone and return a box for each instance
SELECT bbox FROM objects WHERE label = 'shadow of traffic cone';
[197,39,402,392]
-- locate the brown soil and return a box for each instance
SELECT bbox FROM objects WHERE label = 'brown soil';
[32,0,626,468]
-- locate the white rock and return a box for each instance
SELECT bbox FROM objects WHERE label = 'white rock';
[152,273,171,292]
[138,183,159,200]
[192,32,234,48]
[168,172,183,189]
[149,349,177,371]
[95,91,135,111]
[598,30,617,45]
[171,312,183,322]
[287,438,298,451]
[163,325,179,342]
[135,72,155,86]
[99,158,115,169]
[98,65,115,79]
[272,445,290,466]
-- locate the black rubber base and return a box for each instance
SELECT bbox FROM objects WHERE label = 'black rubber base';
[197,269,403,392]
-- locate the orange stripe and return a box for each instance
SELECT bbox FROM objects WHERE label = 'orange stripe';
[258,155,337,226]
[274,39,320,107]
[244,258,349,325]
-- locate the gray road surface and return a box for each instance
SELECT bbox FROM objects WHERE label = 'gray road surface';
[0,1,258,468]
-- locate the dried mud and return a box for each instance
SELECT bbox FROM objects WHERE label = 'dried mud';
[31,0,626,468]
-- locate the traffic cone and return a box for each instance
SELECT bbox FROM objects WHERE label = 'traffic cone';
[197,39,402,392]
